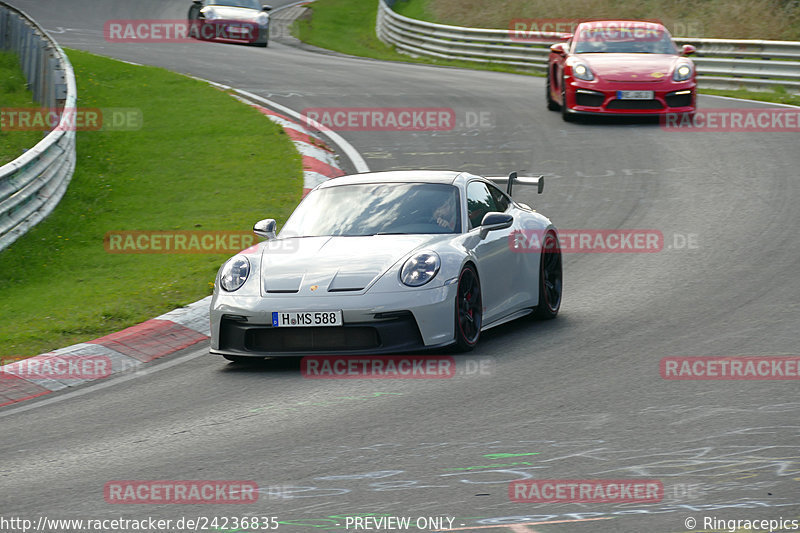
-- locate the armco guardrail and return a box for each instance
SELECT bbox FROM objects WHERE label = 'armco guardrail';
[377,0,800,94]
[0,2,77,252]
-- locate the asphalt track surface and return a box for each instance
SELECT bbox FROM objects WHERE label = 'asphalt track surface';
[2,1,799,532]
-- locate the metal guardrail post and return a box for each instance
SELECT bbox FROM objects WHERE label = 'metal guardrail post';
[0,2,77,252]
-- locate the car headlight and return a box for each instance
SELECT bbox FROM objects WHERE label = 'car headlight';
[673,63,693,81]
[219,256,250,292]
[400,251,440,287]
[256,13,269,25]
[202,9,219,20]
[572,62,594,81]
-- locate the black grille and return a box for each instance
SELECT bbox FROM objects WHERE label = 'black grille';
[575,91,605,107]
[665,92,693,108]
[606,99,664,110]
[245,326,379,351]
[218,312,425,355]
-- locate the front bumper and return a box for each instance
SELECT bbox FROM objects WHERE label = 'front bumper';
[565,78,696,116]
[210,283,458,357]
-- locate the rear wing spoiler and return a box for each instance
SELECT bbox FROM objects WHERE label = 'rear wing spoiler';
[485,172,544,196]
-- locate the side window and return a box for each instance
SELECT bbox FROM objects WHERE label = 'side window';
[466,182,499,229]
[488,184,510,212]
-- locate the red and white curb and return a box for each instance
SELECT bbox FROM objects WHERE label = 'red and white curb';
[0,297,211,407]
[0,88,366,408]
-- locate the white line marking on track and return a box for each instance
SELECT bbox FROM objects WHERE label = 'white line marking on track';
[704,94,800,108]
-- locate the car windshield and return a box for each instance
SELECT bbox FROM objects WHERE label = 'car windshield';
[574,25,677,54]
[280,182,461,237]
[208,0,261,9]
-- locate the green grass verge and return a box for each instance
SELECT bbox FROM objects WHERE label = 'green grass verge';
[291,0,531,75]
[0,48,303,358]
[0,51,44,165]
[392,0,434,21]
[397,0,800,40]
[294,0,800,106]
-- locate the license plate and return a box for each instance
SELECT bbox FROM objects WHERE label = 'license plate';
[616,90,655,100]
[272,311,343,327]
[227,25,248,34]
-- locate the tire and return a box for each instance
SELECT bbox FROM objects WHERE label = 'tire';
[223,355,264,364]
[188,7,200,39]
[454,264,482,352]
[546,71,559,111]
[561,78,575,122]
[253,28,268,47]
[534,231,562,319]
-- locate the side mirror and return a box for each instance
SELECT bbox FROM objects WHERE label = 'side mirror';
[192,0,202,4]
[550,43,566,55]
[254,218,277,239]
[479,212,513,239]
[681,44,696,56]
[262,4,272,11]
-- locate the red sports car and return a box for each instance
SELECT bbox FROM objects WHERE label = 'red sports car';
[546,20,696,121]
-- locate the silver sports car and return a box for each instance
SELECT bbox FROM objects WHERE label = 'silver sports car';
[210,171,562,361]
[188,0,271,47]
